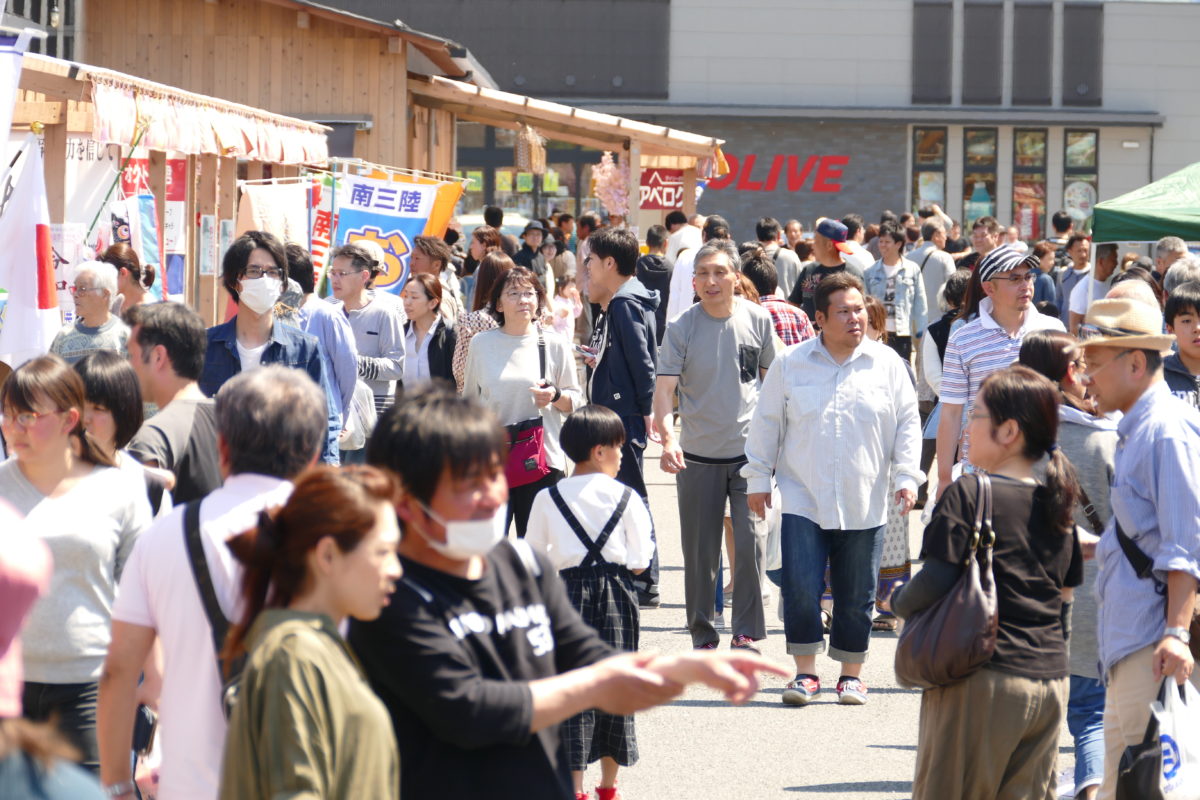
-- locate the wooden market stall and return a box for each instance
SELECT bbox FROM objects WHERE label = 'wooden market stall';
[13,50,330,325]
[407,73,727,228]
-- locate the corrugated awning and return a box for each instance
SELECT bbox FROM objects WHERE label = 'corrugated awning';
[19,52,330,165]
[408,74,724,166]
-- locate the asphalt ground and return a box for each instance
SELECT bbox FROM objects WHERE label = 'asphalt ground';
[578,438,1076,800]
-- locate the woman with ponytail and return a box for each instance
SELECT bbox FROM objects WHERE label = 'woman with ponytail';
[890,364,1085,799]
[99,243,154,314]
[0,355,152,772]
[219,465,403,800]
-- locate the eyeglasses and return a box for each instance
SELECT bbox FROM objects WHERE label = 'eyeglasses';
[1080,349,1133,385]
[503,290,538,302]
[0,409,63,429]
[69,285,106,296]
[328,269,364,279]
[241,266,283,280]
[990,271,1037,285]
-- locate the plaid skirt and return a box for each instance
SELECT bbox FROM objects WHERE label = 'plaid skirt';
[559,562,640,770]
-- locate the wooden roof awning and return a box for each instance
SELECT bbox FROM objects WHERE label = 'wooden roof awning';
[18,53,330,166]
[409,74,724,164]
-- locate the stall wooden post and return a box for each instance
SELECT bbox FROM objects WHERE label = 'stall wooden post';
[625,139,641,238]
[218,156,237,317]
[682,166,697,217]
[245,162,263,182]
[147,150,168,278]
[275,164,299,180]
[42,123,67,223]
[195,153,220,325]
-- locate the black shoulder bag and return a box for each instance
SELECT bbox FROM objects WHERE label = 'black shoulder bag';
[183,500,245,718]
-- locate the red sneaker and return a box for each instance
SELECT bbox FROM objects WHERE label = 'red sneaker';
[730,634,762,654]
[781,674,820,706]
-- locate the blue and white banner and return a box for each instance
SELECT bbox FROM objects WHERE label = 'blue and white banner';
[332,174,439,295]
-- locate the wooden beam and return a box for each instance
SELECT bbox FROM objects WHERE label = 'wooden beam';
[18,67,89,103]
[682,166,697,217]
[147,151,168,277]
[12,101,65,125]
[415,96,625,153]
[42,124,67,223]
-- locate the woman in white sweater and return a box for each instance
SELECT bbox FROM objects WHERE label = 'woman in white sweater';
[463,266,583,536]
[0,355,151,773]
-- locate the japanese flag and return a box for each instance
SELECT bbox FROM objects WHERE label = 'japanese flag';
[0,135,60,367]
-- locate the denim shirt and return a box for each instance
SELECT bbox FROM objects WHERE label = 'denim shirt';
[200,317,341,465]
[1095,381,1200,677]
[863,258,928,338]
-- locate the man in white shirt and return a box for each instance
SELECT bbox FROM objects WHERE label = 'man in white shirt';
[1056,234,1092,328]
[744,272,922,707]
[840,214,875,273]
[1069,242,1119,334]
[96,366,329,800]
[665,212,704,266]
[909,219,957,320]
[665,215,730,322]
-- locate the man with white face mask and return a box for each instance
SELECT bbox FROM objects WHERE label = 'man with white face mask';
[199,230,341,464]
[349,385,788,800]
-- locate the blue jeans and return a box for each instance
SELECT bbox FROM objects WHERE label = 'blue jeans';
[1067,675,1106,793]
[780,514,883,663]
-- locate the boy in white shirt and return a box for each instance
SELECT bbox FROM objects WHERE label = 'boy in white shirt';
[526,405,655,800]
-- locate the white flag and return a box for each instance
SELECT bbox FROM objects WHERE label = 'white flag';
[0,135,61,367]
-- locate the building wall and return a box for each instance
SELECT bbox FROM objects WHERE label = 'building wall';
[82,0,410,167]
[675,118,908,241]
[669,0,912,106]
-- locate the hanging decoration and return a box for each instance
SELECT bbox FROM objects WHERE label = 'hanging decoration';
[514,124,547,176]
[591,151,629,217]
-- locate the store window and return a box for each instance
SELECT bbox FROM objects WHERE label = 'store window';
[1064,130,1099,233]
[1012,3,1053,105]
[1012,129,1047,241]
[1062,4,1103,106]
[912,127,948,213]
[912,1,953,104]
[963,128,998,227]
[962,2,1003,105]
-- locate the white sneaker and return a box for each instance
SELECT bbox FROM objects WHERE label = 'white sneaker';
[714,613,726,631]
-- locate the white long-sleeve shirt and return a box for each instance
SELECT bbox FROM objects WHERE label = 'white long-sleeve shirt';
[743,336,924,530]
[525,473,655,571]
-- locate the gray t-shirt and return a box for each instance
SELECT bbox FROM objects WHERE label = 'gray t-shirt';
[658,298,777,460]
[336,292,407,411]
[0,460,151,682]
[48,316,129,365]
[127,397,223,505]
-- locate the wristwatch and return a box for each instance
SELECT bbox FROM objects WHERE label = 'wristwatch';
[1164,626,1192,645]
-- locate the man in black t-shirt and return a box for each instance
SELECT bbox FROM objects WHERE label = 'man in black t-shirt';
[349,386,785,800]
[787,217,866,321]
[124,302,222,504]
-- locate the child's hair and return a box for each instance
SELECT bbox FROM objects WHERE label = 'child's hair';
[864,295,888,343]
[555,274,576,296]
[1165,279,1200,327]
[977,364,1080,534]
[560,404,626,463]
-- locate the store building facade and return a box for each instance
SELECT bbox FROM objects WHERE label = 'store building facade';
[371,0,1193,241]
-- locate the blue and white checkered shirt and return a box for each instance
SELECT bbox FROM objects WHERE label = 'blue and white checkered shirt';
[1096,380,1200,677]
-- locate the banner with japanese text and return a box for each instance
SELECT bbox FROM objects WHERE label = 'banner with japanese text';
[329,173,463,296]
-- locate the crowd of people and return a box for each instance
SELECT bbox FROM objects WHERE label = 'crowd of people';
[0,200,1198,800]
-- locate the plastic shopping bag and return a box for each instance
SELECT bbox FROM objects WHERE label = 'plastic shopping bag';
[1152,678,1200,800]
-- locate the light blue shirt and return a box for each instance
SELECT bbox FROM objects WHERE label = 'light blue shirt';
[299,295,358,425]
[1095,380,1200,677]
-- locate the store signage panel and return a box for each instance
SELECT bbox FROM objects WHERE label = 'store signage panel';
[707,154,850,193]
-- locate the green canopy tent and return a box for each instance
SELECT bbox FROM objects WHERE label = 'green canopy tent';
[1092,162,1200,243]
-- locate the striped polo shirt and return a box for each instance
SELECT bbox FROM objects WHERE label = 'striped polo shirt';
[941,298,1065,463]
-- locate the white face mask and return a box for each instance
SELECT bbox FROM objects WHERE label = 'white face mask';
[240,276,282,315]
[415,501,506,560]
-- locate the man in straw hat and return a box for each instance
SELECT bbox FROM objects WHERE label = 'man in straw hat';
[1079,298,1200,799]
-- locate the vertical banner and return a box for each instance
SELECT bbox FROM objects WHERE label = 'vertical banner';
[332,174,437,296]
[51,223,88,324]
[164,157,187,299]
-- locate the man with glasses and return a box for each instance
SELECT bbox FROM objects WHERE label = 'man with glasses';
[1076,298,1200,799]
[49,261,128,365]
[935,245,1064,500]
[327,242,406,427]
[199,230,340,464]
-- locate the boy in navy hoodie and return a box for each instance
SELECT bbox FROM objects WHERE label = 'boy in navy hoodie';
[582,227,662,607]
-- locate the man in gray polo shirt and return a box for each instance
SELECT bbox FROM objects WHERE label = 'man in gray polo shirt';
[653,239,776,652]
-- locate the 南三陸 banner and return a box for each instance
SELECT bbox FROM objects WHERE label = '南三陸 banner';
[330,173,463,296]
